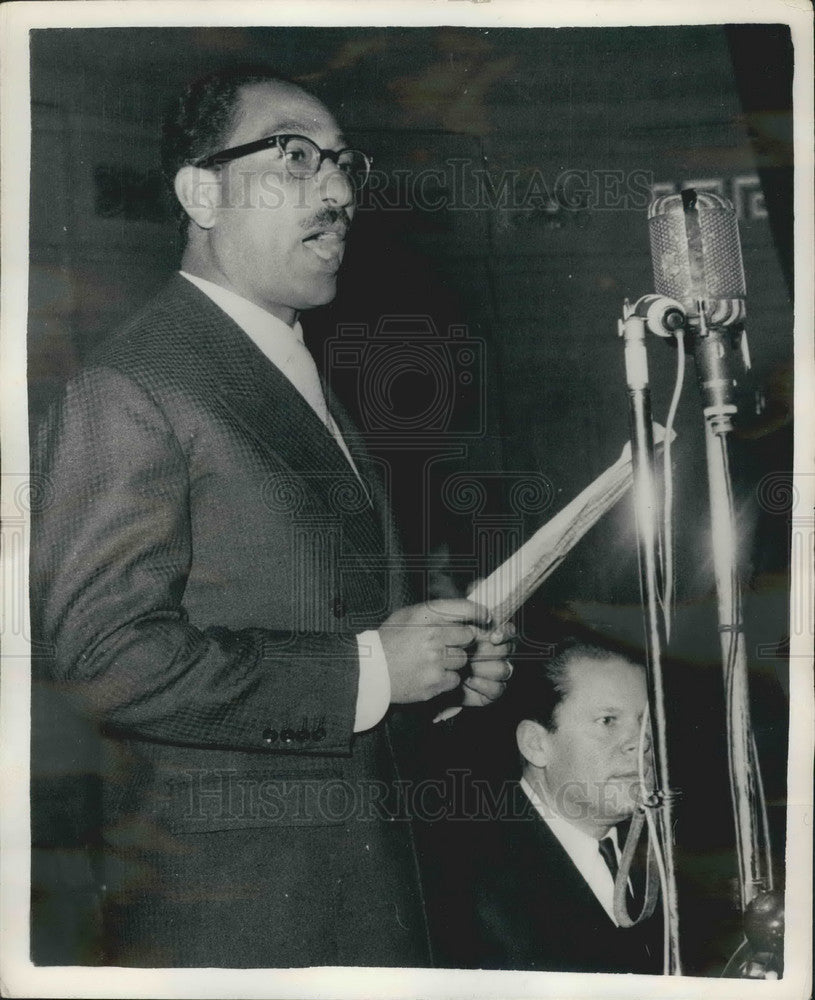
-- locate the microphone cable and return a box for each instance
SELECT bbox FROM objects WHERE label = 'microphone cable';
[637,326,687,971]
[658,328,686,641]
[637,705,672,974]
[718,433,774,902]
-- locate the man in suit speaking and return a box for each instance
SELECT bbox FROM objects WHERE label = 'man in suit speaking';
[30,67,512,968]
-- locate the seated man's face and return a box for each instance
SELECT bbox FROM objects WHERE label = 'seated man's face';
[525,655,652,836]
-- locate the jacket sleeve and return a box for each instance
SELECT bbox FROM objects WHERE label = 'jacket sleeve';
[30,365,360,755]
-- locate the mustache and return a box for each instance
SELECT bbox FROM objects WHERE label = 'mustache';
[300,208,352,236]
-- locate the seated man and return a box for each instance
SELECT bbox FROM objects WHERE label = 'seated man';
[434,638,663,974]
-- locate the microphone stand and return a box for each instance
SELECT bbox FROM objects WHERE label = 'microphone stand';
[618,295,685,975]
[692,313,782,980]
[693,316,770,912]
[618,291,780,978]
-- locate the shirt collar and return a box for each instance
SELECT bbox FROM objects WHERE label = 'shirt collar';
[520,776,619,855]
[521,776,622,925]
[179,270,305,356]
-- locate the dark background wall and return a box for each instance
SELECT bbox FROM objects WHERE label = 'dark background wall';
[28,24,794,972]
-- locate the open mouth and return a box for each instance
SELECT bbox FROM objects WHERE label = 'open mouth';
[302,229,346,267]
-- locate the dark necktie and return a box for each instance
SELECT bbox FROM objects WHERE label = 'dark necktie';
[598,836,620,881]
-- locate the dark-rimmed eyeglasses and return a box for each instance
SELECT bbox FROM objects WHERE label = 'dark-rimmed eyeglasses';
[192,133,372,191]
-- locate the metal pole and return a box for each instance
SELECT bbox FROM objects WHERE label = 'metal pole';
[700,403,766,909]
[620,309,683,974]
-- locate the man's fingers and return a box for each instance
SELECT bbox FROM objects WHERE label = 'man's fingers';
[469,620,515,647]
[469,657,514,682]
[471,641,513,662]
[423,598,493,629]
[488,621,516,645]
[443,646,468,671]
[442,625,477,650]
[439,670,461,694]
[460,687,491,709]
[462,676,505,705]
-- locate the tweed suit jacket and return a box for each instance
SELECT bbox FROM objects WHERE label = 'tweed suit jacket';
[30,275,430,967]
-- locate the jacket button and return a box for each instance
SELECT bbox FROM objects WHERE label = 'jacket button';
[332,597,347,618]
[262,728,278,744]
[312,726,326,742]
[280,728,295,744]
[294,727,308,742]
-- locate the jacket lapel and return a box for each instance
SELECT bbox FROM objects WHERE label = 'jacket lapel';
[157,276,387,559]
[324,384,412,609]
[323,385,389,521]
[520,792,622,929]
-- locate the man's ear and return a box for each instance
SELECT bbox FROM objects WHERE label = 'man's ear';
[174,165,220,230]
[516,719,550,769]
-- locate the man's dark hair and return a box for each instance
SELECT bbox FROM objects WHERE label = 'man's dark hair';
[516,636,644,732]
[160,65,299,228]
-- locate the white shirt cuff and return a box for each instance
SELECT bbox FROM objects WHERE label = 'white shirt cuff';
[354,630,392,732]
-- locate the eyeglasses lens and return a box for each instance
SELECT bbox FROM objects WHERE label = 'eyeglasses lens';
[281,137,369,189]
[337,150,370,190]
[281,137,319,178]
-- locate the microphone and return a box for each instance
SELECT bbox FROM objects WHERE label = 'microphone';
[648,189,751,419]
[648,189,746,330]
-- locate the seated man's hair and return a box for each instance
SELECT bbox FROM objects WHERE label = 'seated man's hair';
[160,65,298,228]
[515,635,643,732]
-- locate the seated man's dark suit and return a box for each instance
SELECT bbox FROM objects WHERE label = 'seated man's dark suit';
[434,784,662,974]
[30,275,429,967]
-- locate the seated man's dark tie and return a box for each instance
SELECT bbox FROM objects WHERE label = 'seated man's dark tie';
[598,835,620,881]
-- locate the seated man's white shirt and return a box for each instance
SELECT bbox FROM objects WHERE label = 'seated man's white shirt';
[520,776,623,926]
[179,271,390,733]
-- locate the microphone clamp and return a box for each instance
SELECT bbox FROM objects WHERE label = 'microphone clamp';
[619,295,687,339]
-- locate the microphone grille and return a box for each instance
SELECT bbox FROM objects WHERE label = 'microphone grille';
[648,196,693,299]
[648,190,746,326]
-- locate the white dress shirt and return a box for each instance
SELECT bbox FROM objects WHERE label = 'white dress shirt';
[179,271,390,732]
[520,776,623,926]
